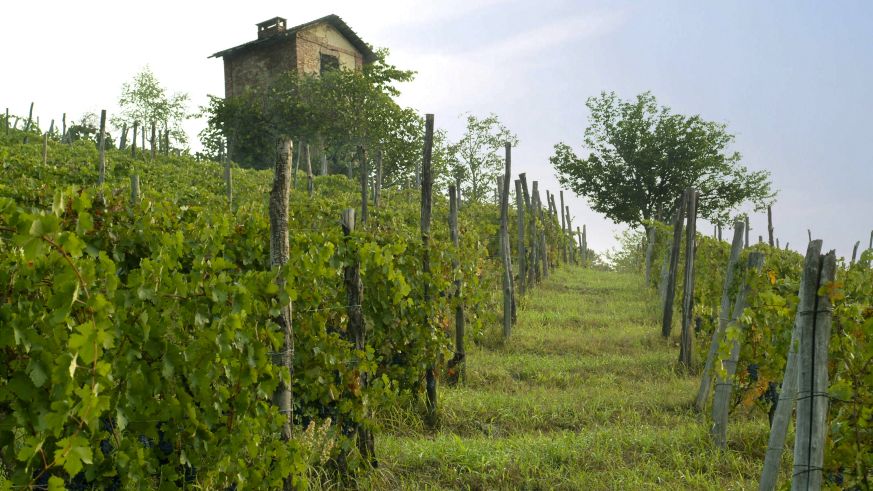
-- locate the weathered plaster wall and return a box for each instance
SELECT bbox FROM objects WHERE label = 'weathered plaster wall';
[296,23,364,75]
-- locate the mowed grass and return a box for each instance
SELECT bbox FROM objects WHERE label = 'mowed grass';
[362,267,783,490]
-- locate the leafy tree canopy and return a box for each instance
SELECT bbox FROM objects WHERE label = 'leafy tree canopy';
[114,66,190,148]
[446,113,518,204]
[550,91,775,227]
[201,48,423,181]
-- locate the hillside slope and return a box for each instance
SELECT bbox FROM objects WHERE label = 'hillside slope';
[371,266,779,490]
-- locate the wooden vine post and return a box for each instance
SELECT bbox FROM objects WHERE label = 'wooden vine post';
[644,224,656,285]
[519,174,535,285]
[341,208,376,466]
[223,152,233,209]
[119,123,128,149]
[662,191,688,337]
[269,138,295,463]
[576,226,583,265]
[374,149,383,207]
[447,185,465,384]
[421,114,437,426]
[130,175,140,205]
[515,179,526,296]
[767,205,774,247]
[150,121,156,161]
[292,140,301,189]
[582,225,587,264]
[759,240,822,491]
[499,143,514,337]
[560,191,568,264]
[745,216,750,248]
[359,146,368,225]
[42,133,48,166]
[97,110,106,187]
[565,206,576,264]
[678,188,698,369]
[305,143,314,197]
[530,180,541,283]
[131,121,138,158]
[23,102,33,144]
[850,240,860,266]
[711,251,764,447]
[791,250,837,489]
[61,113,67,143]
[4,108,8,136]
[695,220,745,411]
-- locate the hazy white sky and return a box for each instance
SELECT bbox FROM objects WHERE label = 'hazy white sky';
[2,1,871,259]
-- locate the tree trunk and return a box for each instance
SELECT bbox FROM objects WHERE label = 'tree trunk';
[695,220,745,411]
[150,121,156,161]
[759,240,823,491]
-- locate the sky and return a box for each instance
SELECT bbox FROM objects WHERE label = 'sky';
[2,0,871,260]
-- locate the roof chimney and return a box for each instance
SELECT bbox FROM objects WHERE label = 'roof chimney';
[257,17,287,39]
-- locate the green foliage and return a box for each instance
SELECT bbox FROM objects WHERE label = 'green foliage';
[201,49,423,182]
[114,66,190,149]
[640,219,872,485]
[551,91,775,227]
[0,125,542,488]
[446,113,518,204]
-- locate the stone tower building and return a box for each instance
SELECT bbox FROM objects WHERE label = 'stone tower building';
[210,14,376,99]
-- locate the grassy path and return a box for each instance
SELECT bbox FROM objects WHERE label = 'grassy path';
[372,267,773,490]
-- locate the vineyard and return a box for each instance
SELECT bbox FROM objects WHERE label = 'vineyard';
[0,119,584,489]
[1,112,871,491]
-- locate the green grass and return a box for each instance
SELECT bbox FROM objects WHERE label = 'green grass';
[358,267,784,490]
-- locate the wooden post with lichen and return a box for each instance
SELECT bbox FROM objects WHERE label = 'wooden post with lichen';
[696,220,745,411]
[421,114,437,426]
[131,121,138,158]
[711,251,764,447]
[340,208,376,466]
[662,191,687,338]
[791,250,836,490]
[447,185,465,385]
[767,205,774,247]
[565,205,575,265]
[130,175,140,205]
[269,138,294,474]
[678,189,698,368]
[499,144,514,337]
[515,179,526,295]
[759,240,822,491]
[150,121,156,160]
[224,151,233,209]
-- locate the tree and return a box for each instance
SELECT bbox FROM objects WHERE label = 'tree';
[447,114,518,204]
[114,66,190,150]
[550,91,774,229]
[201,48,422,178]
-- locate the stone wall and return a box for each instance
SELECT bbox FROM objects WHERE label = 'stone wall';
[223,37,296,98]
